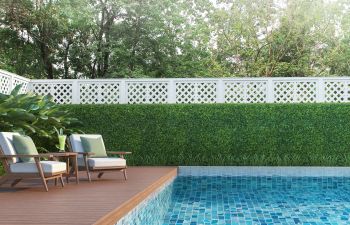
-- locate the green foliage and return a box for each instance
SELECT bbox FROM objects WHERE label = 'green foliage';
[62,104,350,166]
[0,85,81,151]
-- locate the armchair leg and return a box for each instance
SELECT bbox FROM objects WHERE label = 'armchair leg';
[87,171,92,182]
[41,178,49,192]
[11,179,22,187]
[35,158,49,192]
[73,157,79,184]
[98,172,104,179]
[83,156,91,182]
[123,169,127,180]
[59,175,65,187]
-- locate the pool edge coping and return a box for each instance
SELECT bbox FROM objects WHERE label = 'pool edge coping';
[94,167,178,225]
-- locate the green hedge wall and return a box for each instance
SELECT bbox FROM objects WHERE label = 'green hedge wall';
[62,104,350,166]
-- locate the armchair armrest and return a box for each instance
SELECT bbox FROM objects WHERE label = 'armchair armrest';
[76,152,95,156]
[0,154,39,159]
[43,153,74,157]
[107,151,132,159]
[0,153,71,159]
[107,151,132,155]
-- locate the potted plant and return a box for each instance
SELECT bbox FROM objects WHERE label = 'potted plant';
[54,127,66,152]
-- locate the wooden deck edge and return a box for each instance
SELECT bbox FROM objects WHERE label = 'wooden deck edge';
[94,167,178,225]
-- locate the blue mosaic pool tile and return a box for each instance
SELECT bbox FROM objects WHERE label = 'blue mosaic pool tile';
[163,176,350,224]
[116,168,350,225]
[115,178,174,225]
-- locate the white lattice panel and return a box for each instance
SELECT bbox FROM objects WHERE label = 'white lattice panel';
[225,81,267,103]
[295,82,317,102]
[80,83,99,104]
[274,81,316,103]
[274,82,295,103]
[52,83,72,104]
[0,74,11,94]
[31,83,51,96]
[80,82,120,104]
[325,81,348,102]
[128,82,168,104]
[31,83,72,104]
[100,83,120,104]
[0,70,30,94]
[176,82,216,103]
[12,78,28,94]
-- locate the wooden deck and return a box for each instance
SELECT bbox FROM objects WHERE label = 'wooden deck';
[0,166,178,225]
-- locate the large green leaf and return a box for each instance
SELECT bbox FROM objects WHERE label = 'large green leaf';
[10,84,23,96]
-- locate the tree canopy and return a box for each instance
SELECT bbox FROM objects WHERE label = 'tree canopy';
[0,0,349,79]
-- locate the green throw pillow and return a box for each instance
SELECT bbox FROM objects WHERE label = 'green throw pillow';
[12,135,39,162]
[80,136,107,158]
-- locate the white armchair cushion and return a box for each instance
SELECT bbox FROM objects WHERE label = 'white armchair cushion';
[10,161,67,174]
[0,132,20,163]
[78,158,126,168]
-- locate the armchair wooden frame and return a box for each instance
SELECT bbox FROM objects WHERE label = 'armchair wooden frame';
[67,140,131,182]
[0,146,70,192]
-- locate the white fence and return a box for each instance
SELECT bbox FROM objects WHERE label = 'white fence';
[28,77,350,104]
[1,69,350,104]
[0,69,30,94]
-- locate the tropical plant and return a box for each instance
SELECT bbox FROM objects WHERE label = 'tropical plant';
[54,127,67,151]
[0,85,81,151]
[54,127,64,136]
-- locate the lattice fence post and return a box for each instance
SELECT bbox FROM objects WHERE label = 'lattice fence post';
[97,83,103,104]
[119,80,127,104]
[9,73,13,94]
[168,80,176,104]
[267,79,274,103]
[346,81,350,103]
[72,80,80,104]
[216,79,225,103]
[316,78,325,103]
[27,81,32,93]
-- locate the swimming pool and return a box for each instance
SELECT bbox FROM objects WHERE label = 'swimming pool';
[117,167,350,224]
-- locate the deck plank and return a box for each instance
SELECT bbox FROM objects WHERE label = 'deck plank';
[0,167,177,225]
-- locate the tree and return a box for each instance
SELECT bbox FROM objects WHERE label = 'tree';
[0,0,349,78]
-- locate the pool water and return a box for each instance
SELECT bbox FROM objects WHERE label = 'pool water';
[164,176,350,224]
[117,173,350,225]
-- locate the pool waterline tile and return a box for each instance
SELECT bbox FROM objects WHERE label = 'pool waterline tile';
[178,166,350,177]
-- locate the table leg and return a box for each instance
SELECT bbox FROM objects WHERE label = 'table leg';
[74,156,79,184]
[66,157,70,183]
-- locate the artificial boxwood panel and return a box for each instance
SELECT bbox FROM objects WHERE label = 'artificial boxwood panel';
[61,104,350,166]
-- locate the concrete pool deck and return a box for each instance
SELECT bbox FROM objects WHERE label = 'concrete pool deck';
[0,166,178,225]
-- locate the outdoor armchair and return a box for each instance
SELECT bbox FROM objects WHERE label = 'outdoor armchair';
[0,132,67,191]
[68,134,131,182]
